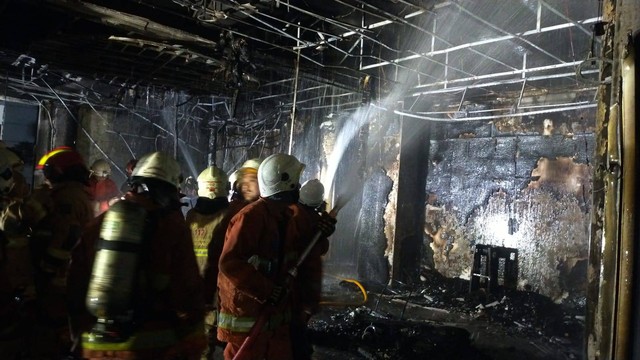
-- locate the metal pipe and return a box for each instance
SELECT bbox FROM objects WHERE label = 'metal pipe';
[456,87,467,112]
[411,69,599,97]
[361,17,601,70]
[417,100,596,116]
[451,1,565,64]
[414,60,587,90]
[320,37,453,80]
[252,84,328,102]
[346,0,518,71]
[372,102,596,122]
[516,79,527,109]
[615,32,636,360]
[270,0,404,54]
[538,0,593,37]
[293,9,425,50]
[288,24,301,155]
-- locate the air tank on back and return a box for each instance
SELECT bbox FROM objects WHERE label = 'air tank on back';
[85,200,147,332]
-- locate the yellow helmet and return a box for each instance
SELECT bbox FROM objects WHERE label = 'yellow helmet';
[131,152,181,188]
[197,166,228,199]
[231,158,262,190]
[241,158,262,170]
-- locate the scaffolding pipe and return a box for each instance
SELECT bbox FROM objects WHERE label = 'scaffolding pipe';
[288,24,301,155]
[615,32,637,360]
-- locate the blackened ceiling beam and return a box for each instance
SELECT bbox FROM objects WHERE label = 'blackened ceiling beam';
[44,0,219,48]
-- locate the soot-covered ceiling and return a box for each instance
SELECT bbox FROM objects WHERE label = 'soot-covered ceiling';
[0,0,601,114]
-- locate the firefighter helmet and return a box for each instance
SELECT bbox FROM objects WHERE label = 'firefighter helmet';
[3,149,23,172]
[0,148,15,195]
[230,158,261,191]
[241,158,262,171]
[299,179,325,208]
[197,166,228,199]
[131,152,182,188]
[37,146,87,183]
[90,159,111,178]
[258,153,305,198]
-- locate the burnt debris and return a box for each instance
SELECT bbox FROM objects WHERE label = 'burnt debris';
[309,271,585,359]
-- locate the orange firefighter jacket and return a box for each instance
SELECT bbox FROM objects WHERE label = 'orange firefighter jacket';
[31,181,92,322]
[217,198,308,344]
[290,203,330,318]
[87,176,120,215]
[202,197,250,304]
[67,191,206,358]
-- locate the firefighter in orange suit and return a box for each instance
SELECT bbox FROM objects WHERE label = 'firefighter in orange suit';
[217,153,310,360]
[290,179,335,360]
[87,159,121,216]
[30,146,93,358]
[186,166,229,360]
[67,151,206,360]
[202,158,262,303]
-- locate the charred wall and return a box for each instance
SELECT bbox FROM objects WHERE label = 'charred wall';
[425,115,595,301]
[40,90,211,188]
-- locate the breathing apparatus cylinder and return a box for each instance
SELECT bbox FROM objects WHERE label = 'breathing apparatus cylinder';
[85,200,148,339]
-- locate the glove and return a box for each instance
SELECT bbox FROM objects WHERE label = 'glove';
[318,211,337,237]
[267,284,287,306]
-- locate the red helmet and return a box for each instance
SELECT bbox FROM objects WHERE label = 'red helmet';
[37,147,87,182]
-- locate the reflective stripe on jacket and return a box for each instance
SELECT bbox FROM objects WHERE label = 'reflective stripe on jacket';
[217,310,292,333]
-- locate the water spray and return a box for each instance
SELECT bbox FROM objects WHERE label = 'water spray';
[321,105,374,208]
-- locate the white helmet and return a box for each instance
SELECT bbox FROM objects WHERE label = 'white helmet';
[299,179,325,208]
[0,148,15,195]
[131,152,182,188]
[197,166,228,199]
[258,153,305,198]
[90,159,111,178]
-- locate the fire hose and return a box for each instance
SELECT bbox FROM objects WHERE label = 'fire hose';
[232,204,343,360]
[319,275,368,307]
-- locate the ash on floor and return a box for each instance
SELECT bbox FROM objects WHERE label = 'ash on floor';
[309,271,584,360]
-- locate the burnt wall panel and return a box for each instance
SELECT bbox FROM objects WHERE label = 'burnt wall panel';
[425,124,595,301]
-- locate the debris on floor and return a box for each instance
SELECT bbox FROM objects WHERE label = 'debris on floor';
[310,271,585,359]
